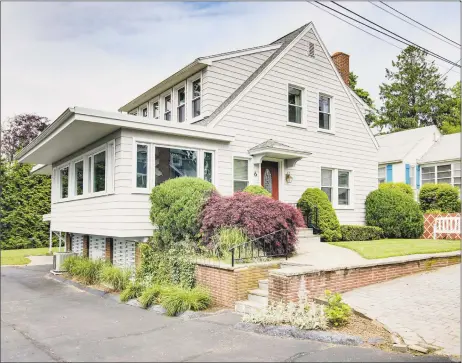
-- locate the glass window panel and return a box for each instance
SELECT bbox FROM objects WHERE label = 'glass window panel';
[319,95,330,113]
[155,147,197,185]
[192,98,201,117]
[234,181,248,192]
[453,163,461,171]
[142,108,148,117]
[321,187,332,201]
[338,188,349,205]
[288,105,302,124]
[319,113,330,130]
[288,87,302,106]
[233,159,248,181]
[93,151,106,192]
[204,152,213,183]
[178,105,185,123]
[437,178,451,184]
[437,164,451,172]
[153,102,159,119]
[74,161,84,196]
[136,144,148,188]
[437,171,451,179]
[338,171,349,188]
[178,88,185,105]
[164,95,171,111]
[60,167,69,199]
[422,166,435,174]
[192,79,201,99]
[321,169,332,186]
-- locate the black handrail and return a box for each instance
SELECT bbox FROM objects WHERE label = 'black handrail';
[304,205,321,235]
[229,229,289,267]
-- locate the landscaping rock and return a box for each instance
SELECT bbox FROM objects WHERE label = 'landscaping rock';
[367,337,385,346]
[419,343,441,351]
[392,344,408,353]
[408,344,429,354]
[177,310,204,320]
[126,299,142,308]
[392,334,402,345]
[149,305,167,315]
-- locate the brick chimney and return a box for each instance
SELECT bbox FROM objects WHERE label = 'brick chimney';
[331,52,350,86]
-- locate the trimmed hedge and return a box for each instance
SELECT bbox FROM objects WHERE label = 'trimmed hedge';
[419,183,460,213]
[366,189,423,238]
[243,185,271,197]
[340,225,383,241]
[378,182,413,197]
[297,188,341,242]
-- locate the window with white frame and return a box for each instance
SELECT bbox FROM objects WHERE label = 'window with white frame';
[136,144,148,188]
[421,166,435,185]
[164,95,172,121]
[321,168,333,201]
[192,79,201,117]
[436,164,451,184]
[422,163,460,188]
[338,170,350,205]
[204,152,213,183]
[378,166,386,184]
[155,147,197,185]
[142,107,148,117]
[153,102,159,119]
[60,166,69,199]
[233,158,249,192]
[321,168,352,207]
[319,94,331,130]
[288,86,302,124]
[177,87,186,122]
[93,151,106,192]
[453,163,461,189]
[74,160,84,196]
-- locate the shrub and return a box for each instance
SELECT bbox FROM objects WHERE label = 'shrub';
[120,281,145,302]
[243,185,271,197]
[210,227,248,261]
[138,284,169,309]
[150,177,214,249]
[297,188,341,242]
[160,286,212,316]
[340,225,383,241]
[324,290,351,327]
[419,183,460,213]
[100,265,131,291]
[365,189,423,238]
[379,182,413,197]
[201,192,305,255]
[62,256,105,285]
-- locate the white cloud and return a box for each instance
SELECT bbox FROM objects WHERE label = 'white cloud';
[1,1,459,122]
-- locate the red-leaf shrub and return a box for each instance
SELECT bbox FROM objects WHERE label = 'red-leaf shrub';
[200,192,305,254]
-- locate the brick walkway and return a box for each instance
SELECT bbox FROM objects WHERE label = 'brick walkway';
[342,264,460,357]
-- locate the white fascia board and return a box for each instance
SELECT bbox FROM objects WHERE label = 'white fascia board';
[417,158,460,165]
[200,44,280,63]
[250,147,312,158]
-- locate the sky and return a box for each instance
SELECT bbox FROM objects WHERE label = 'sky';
[1,1,460,123]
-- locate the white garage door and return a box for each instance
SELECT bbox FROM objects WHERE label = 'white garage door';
[71,234,84,256]
[89,235,106,260]
[113,238,136,269]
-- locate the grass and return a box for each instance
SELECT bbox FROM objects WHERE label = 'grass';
[1,247,59,265]
[329,239,461,259]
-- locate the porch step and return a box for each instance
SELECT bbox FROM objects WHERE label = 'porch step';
[235,300,266,314]
[248,289,268,304]
[258,279,268,291]
[297,228,314,238]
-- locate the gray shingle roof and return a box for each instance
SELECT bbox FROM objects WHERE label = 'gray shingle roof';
[248,139,292,152]
[419,133,461,164]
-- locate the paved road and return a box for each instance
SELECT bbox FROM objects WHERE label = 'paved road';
[0,265,453,362]
[343,264,461,357]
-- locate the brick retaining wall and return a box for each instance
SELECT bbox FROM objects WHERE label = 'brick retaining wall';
[268,253,461,304]
[195,262,280,308]
[422,213,460,240]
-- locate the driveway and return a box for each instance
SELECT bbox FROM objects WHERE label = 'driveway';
[342,264,460,358]
[0,265,454,362]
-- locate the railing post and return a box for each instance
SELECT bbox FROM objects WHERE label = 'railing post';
[285,230,288,260]
[231,249,235,267]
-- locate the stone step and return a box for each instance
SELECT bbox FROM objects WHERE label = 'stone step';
[258,279,268,291]
[235,299,266,314]
[297,235,321,245]
[248,289,268,304]
[297,228,314,238]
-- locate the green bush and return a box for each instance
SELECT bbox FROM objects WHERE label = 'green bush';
[419,183,460,213]
[379,182,413,197]
[210,227,248,261]
[62,256,105,285]
[100,265,131,291]
[160,286,212,316]
[324,290,351,327]
[340,225,383,241]
[120,281,145,302]
[149,177,214,249]
[365,189,423,238]
[138,284,169,309]
[297,188,341,242]
[243,185,271,197]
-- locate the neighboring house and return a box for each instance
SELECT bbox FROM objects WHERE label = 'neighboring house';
[375,126,441,194]
[16,23,378,267]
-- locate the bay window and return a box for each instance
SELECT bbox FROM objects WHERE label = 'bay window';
[233,158,249,192]
[288,86,302,124]
[192,79,201,117]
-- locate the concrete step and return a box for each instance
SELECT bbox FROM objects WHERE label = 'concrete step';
[258,279,268,291]
[248,289,268,304]
[297,235,321,245]
[235,299,266,314]
[297,228,314,238]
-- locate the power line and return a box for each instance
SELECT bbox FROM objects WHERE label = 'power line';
[328,1,460,68]
[379,1,460,47]
[439,59,461,81]
[369,1,459,49]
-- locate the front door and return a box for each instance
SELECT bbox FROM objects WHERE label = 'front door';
[261,161,279,200]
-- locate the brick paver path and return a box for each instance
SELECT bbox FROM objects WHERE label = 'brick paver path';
[342,264,460,357]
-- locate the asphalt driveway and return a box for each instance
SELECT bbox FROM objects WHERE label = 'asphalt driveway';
[0,265,454,362]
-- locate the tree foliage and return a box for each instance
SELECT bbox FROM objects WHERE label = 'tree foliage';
[376,46,449,132]
[349,72,377,126]
[440,81,461,135]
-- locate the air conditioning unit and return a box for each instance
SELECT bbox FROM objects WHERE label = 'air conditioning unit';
[52,252,75,273]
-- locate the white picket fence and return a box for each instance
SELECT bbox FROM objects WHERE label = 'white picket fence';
[433,216,461,239]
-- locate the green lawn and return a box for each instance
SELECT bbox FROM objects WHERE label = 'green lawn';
[329,239,461,259]
[1,247,59,265]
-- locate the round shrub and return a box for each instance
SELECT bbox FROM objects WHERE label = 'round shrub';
[419,183,460,213]
[201,192,305,255]
[379,182,413,197]
[297,188,341,242]
[243,185,271,197]
[149,177,214,249]
[366,189,424,238]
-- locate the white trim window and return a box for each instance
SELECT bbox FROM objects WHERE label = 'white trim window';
[74,160,84,196]
[422,163,460,188]
[321,168,333,201]
[153,102,159,119]
[338,170,350,206]
[233,158,249,192]
[378,166,386,184]
[60,166,69,199]
[321,167,352,208]
[319,94,332,130]
[203,151,213,183]
[177,87,186,123]
[155,146,197,186]
[142,107,148,117]
[136,144,149,189]
[192,78,201,118]
[164,94,172,121]
[288,86,303,124]
[453,163,461,189]
[92,150,106,193]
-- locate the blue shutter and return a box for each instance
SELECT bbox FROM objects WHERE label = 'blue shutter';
[405,164,411,185]
[386,164,393,182]
[416,165,421,189]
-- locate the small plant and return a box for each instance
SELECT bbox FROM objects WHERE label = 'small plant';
[100,264,132,291]
[138,284,169,309]
[160,286,212,316]
[210,227,248,261]
[120,281,145,302]
[62,256,105,285]
[243,185,271,197]
[324,290,351,327]
[340,225,383,241]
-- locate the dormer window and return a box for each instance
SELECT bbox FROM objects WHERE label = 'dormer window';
[192,79,201,117]
[177,87,185,123]
[153,102,159,119]
[164,95,172,121]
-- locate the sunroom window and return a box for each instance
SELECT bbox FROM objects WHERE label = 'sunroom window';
[60,167,69,199]
[136,144,148,188]
[233,158,249,192]
[204,152,213,183]
[93,151,106,192]
[74,161,84,196]
[192,79,201,117]
[177,88,185,123]
[155,147,197,185]
[164,95,172,121]
[288,86,302,124]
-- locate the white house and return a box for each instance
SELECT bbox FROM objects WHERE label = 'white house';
[16,23,379,266]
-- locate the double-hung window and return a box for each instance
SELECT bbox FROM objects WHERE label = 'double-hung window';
[153,102,159,119]
[74,160,84,196]
[233,158,249,192]
[321,169,333,201]
[422,166,435,185]
[203,152,213,183]
[338,170,350,205]
[378,166,386,184]
[321,168,351,207]
[436,164,451,184]
[288,86,302,124]
[60,166,69,199]
[142,107,148,117]
[319,94,331,130]
[136,144,148,189]
[164,95,172,121]
[93,151,106,193]
[177,88,186,122]
[422,163,460,188]
[192,79,201,117]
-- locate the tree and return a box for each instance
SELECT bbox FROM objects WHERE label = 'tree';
[440,81,461,134]
[349,72,377,125]
[1,114,49,161]
[376,46,449,133]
